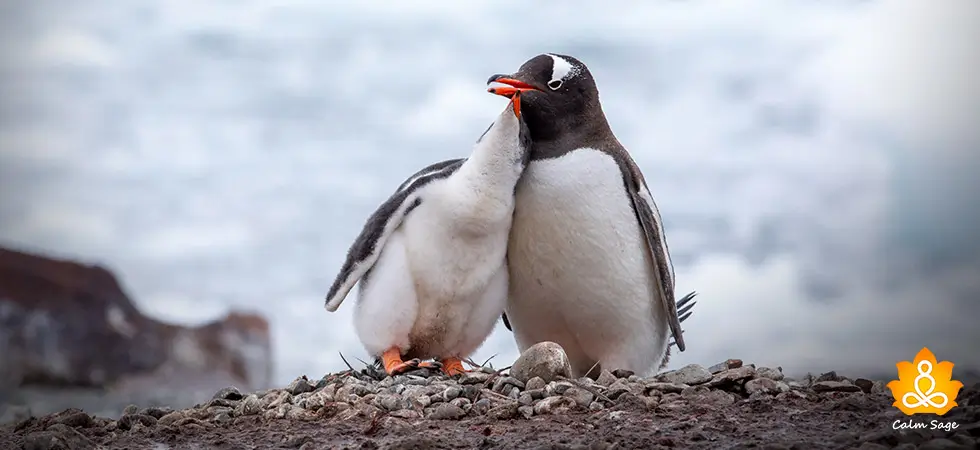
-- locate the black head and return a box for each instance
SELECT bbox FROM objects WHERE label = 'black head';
[487,53,610,144]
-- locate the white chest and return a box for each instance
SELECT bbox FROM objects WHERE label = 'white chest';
[507,149,658,345]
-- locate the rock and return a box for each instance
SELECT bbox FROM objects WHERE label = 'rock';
[375,393,409,411]
[213,412,233,425]
[604,369,630,379]
[458,372,490,385]
[390,409,421,419]
[140,406,174,419]
[472,398,491,415]
[518,392,533,406]
[428,403,466,420]
[53,411,95,428]
[442,386,462,401]
[606,379,631,399]
[486,401,519,420]
[25,424,96,450]
[492,376,525,393]
[157,411,187,427]
[812,381,861,393]
[658,364,713,385]
[449,397,471,412]
[0,247,273,392]
[596,370,617,387]
[644,382,688,394]
[548,381,574,396]
[116,414,157,430]
[213,386,244,401]
[564,387,595,408]
[510,342,572,384]
[122,404,140,415]
[815,371,841,382]
[708,366,756,389]
[702,390,736,406]
[854,378,874,393]
[745,378,780,395]
[518,405,534,419]
[286,376,314,396]
[756,367,784,381]
[708,359,743,374]
[236,394,263,416]
[533,396,575,415]
[525,377,546,392]
[589,401,605,411]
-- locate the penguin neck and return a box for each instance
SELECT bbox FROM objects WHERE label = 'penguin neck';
[454,118,528,200]
[528,105,619,160]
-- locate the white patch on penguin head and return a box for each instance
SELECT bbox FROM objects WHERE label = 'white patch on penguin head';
[546,54,581,90]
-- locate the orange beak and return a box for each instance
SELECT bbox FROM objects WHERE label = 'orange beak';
[487,75,541,98]
[512,90,521,118]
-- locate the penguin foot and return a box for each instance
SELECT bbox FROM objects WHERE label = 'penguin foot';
[440,357,467,376]
[381,348,421,375]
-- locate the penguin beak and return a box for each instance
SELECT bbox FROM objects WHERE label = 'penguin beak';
[487,74,541,98]
[512,90,522,118]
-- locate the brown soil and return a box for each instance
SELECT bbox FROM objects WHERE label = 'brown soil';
[4,387,978,450]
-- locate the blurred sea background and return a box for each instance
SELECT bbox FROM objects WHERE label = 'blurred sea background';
[1,0,979,416]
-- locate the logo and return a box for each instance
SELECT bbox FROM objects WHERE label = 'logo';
[887,347,963,416]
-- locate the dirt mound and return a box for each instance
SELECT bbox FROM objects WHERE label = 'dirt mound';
[3,361,978,449]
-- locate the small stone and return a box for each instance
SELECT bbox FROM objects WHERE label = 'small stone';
[458,372,491,384]
[139,407,174,420]
[412,395,431,409]
[564,387,595,408]
[606,379,631,399]
[745,378,779,395]
[525,389,546,400]
[611,369,635,379]
[207,398,237,409]
[596,370,617,387]
[263,391,292,410]
[755,367,784,381]
[701,390,735,406]
[525,377,546,392]
[376,393,409,411]
[157,411,187,427]
[117,414,157,431]
[510,342,573,383]
[486,401,519,420]
[708,359,743,373]
[213,412,233,425]
[450,397,471,412]
[815,371,840,383]
[854,378,874,393]
[508,386,521,399]
[549,381,574,396]
[473,398,491,415]
[658,364,713,385]
[285,376,314,396]
[518,405,534,419]
[236,394,263,416]
[26,424,95,450]
[812,381,861,393]
[390,409,420,419]
[708,366,757,389]
[122,404,140,416]
[442,386,462,401]
[518,392,534,406]
[533,396,575,415]
[53,411,95,428]
[492,376,525,393]
[429,403,466,420]
[643,382,688,394]
[589,401,605,411]
[213,386,244,401]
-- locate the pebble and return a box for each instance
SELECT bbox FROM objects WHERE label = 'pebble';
[487,401,519,420]
[213,386,244,401]
[644,382,688,394]
[812,381,862,393]
[755,367,784,381]
[533,396,575,415]
[744,378,779,395]
[236,394,263,416]
[429,403,466,420]
[658,364,713,385]
[510,341,572,383]
[564,387,595,407]
[595,370,617,387]
[525,376,546,391]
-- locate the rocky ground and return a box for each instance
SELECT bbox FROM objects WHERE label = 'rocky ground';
[3,346,979,450]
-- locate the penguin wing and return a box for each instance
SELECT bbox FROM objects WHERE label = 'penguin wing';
[619,156,694,352]
[323,158,467,311]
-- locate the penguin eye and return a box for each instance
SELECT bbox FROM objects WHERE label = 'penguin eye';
[548,80,562,90]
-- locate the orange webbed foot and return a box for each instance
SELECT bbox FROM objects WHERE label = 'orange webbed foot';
[382,348,421,375]
[440,357,467,376]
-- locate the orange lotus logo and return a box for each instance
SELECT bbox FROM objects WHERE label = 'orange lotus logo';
[887,347,963,416]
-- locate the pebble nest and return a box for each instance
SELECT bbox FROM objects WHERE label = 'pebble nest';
[3,357,978,450]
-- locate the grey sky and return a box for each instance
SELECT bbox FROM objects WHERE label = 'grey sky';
[1,0,978,385]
